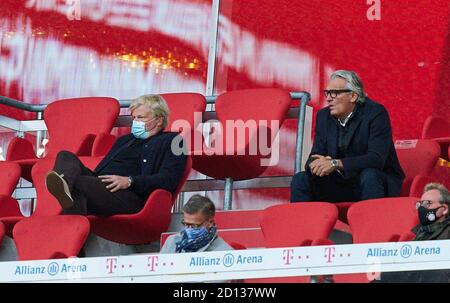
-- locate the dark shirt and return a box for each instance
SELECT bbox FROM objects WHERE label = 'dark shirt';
[95,138,146,177]
[94,131,187,200]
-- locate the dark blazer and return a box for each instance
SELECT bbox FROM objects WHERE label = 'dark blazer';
[308,98,405,196]
[95,131,187,199]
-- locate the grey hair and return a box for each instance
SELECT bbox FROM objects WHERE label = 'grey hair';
[424,183,450,210]
[129,94,170,129]
[330,70,367,103]
[183,195,216,219]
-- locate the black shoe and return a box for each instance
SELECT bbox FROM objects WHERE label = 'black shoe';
[45,171,74,209]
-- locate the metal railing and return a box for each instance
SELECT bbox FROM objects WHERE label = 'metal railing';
[0,92,311,210]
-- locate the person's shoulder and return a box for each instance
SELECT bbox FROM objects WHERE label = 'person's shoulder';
[212,236,234,251]
[157,131,182,141]
[160,233,181,253]
[115,134,133,144]
[316,106,330,120]
[362,97,388,114]
[166,233,182,243]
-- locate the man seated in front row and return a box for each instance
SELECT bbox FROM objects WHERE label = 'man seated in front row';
[160,195,233,253]
[375,182,450,283]
[45,94,187,215]
[291,70,405,203]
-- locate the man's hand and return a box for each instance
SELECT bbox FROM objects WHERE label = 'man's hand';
[98,175,130,192]
[309,154,335,177]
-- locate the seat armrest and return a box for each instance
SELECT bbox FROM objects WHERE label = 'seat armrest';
[75,134,97,156]
[91,133,116,157]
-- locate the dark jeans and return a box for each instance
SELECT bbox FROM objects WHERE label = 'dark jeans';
[290,168,389,203]
[53,151,144,216]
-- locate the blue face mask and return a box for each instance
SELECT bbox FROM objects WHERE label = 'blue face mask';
[184,226,209,240]
[175,225,217,253]
[131,120,150,139]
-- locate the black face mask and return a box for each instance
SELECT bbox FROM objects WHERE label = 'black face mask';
[417,205,443,226]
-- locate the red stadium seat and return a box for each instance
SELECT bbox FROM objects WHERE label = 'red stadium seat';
[421,115,450,160]
[260,202,338,248]
[88,156,191,244]
[161,93,207,140]
[214,209,262,229]
[191,89,291,208]
[6,97,120,181]
[334,197,418,283]
[13,215,89,260]
[0,156,102,237]
[246,202,338,283]
[395,139,441,197]
[193,88,291,180]
[0,161,24,235]
[0,161,21,196]
[0,221,4,247]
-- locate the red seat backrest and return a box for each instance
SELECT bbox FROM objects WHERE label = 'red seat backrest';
[0,161,21,196]
[161,93,206,153]
[44,97,120,157]
[215,209,262,229]
[422,115,450,139]
[13,215,90,260]
[395,139,440,196]
[215,88,291,153]
[260,202,338,248]
[347,197,419,244]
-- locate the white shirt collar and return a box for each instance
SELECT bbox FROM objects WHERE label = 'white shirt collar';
[338,111,353,127]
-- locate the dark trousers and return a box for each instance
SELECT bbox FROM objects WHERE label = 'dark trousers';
[290,168,389,203]
[53,151,144,216]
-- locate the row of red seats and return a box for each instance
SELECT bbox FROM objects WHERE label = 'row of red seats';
[160,197,418,283]
[0,89,447,263]
[0,89,291,260]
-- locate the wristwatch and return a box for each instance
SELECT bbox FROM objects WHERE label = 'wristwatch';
[127,176,134,187]
[330,159,338,169]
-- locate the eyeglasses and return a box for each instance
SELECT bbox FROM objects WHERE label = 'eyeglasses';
[181,219,208,228]
[415,200,435,209]
[324,89,353,99]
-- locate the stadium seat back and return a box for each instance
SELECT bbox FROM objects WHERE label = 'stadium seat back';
[0,161,21,196]
[13,215,89,260]
[347,197,419,244]
[260,202,338,248]
[45,97,120,157]
[395,139,440,196]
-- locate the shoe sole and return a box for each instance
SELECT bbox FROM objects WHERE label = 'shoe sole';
[45,171,74,209]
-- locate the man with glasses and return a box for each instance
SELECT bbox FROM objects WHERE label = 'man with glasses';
[375,183,450,283]
[413,183,450,240]
[291,70,405,203]
[45,94,187,216]
[160,195,233,253]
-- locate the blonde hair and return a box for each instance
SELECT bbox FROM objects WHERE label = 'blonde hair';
[129,94,170,128]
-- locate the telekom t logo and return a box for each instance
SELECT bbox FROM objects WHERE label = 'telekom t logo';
[324,247,336,263]
[283,249,294,265]
[106,258,118,274]
[148,256,159,272]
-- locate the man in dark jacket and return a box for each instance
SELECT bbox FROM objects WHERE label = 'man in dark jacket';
[291,70,405,203]
[376,183,450,283]
[45,94,187,216]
